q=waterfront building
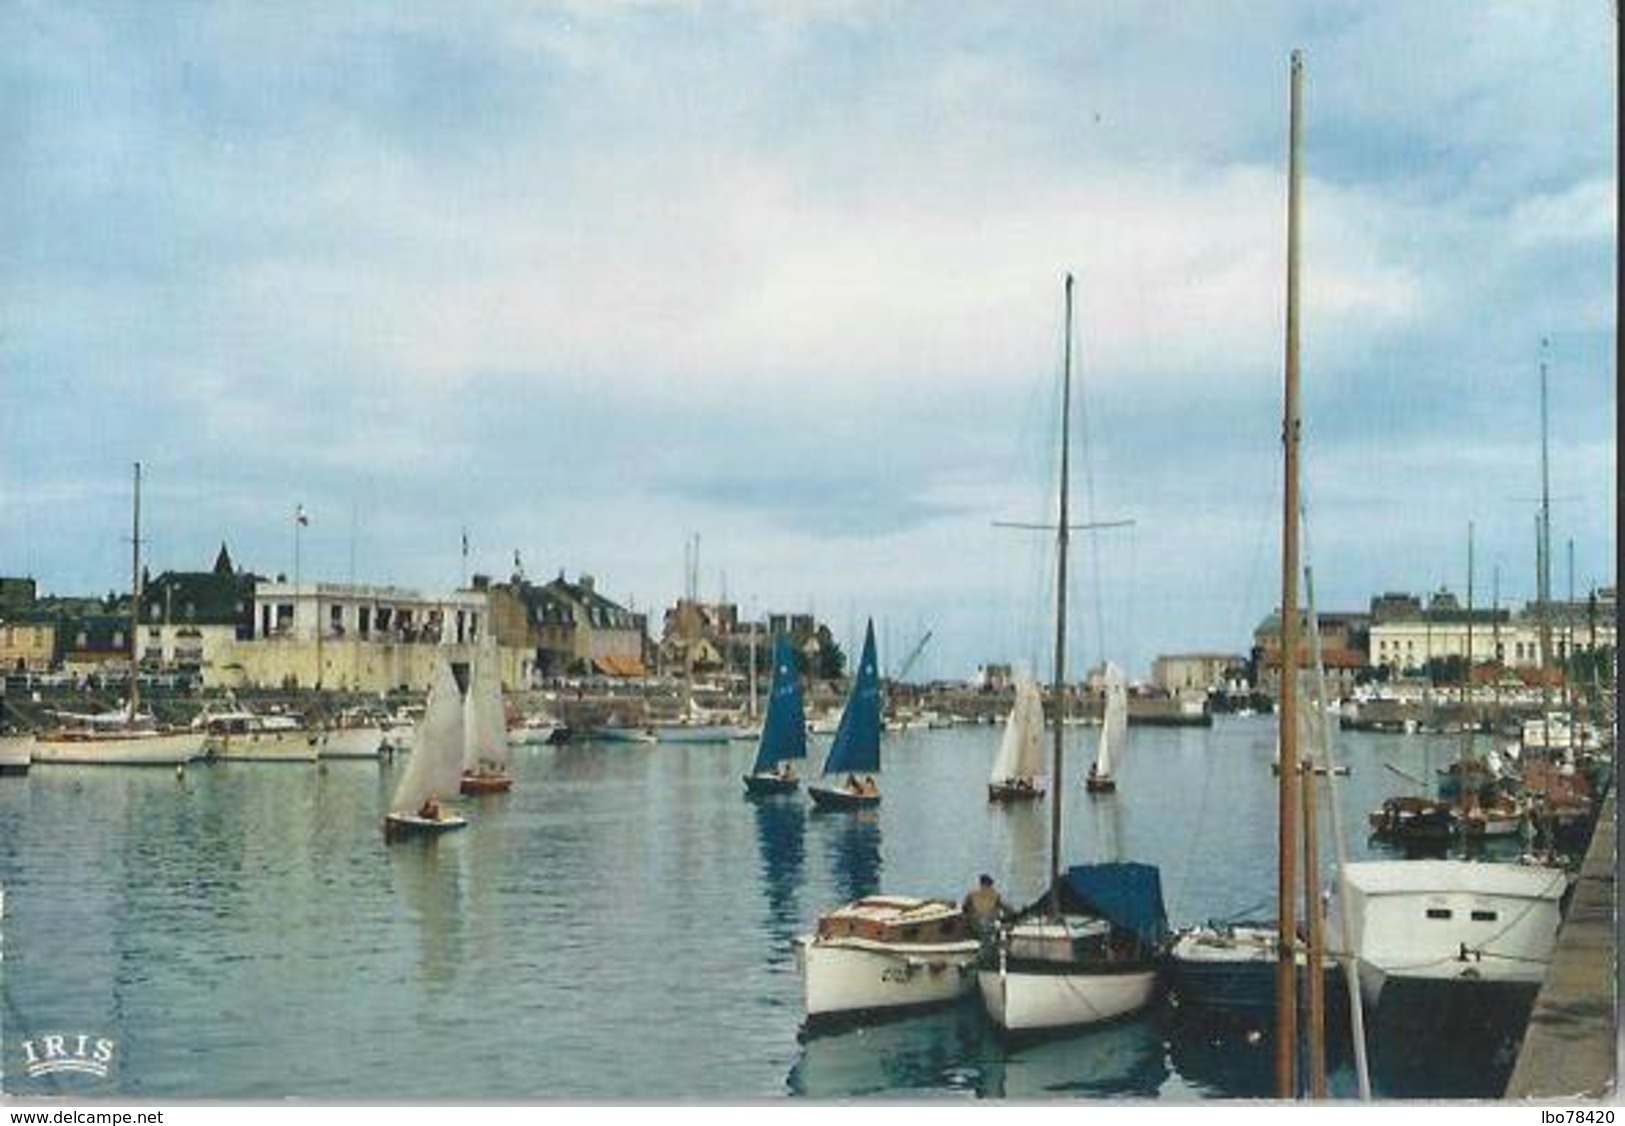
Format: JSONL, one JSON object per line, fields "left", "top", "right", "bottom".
{"left": 0, "top": 616, "right": 56, "bottom": 674}
{"left": 1366, "top": 586, "right": 1615, "bottom": 676}
{"left": 1250, "top": 609, "right": 1370, "bottom": 698}
{"left": 487, "top": 572, "right": 648, "bottom": 681}
{"left": 137, "top": 544, "right": 258, "bottom": 675}
{"left": 210, "top": 578, "right": 495, "bottom": 693}
{"left": 1151, "top": 653, "right": 1248, "bottom": 695}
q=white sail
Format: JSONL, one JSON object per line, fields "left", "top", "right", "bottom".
{"left": 1094, "top": 662, "right": 1127, "bottom": 781}
{"left": 990, "top": 675, "right": 1046, "bottom": 784}
{"left": 464, "top": 645, "right": 510, "bottom": 773}
{"left": 391, "top": 660, "right": 466, "bottom": 814}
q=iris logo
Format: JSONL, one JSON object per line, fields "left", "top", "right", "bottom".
{"left": 19, "top": 1033, "right": 117, "bottom": 1079}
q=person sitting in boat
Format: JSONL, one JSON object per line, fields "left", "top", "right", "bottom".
{"left": 962, "top": 874, "right": 1013, "bottom": 941}
{"left": 845, "top": 773, "right": 861, "bottom": 793}
{"left": 418, "top": 798, "right": 441, "bottom": 821}
{"left": 862, "top": 776, "right": 878, "bottom": 796}
{"left": 774, "top": 760, "right": 796, "bottom": 780}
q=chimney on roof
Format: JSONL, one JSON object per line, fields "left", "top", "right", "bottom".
{"left": 214, "top": 542, "right": 234, "bottom": 575}
{"left": 579, "top": 574, "right": 595, "bottom": 593}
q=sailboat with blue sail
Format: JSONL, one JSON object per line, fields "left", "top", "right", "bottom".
{"left": 806, "top": 620, "right": 882, "bottom": 811}
{"left": 743, "top": 633, "right": 809, "bottom": 795}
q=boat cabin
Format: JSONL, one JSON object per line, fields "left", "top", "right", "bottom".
{"left": 814, "top": 897, "right": 968, "bottom": 945}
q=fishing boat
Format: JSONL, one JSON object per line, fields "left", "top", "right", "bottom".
{"left": 742, "top": 633, "right": 808, "bottom": 795}
{"left": 793, "top": 895, "right": 982, "bottom": 1027}
{"left": 1325, "top": 859, "right": 1566, "bottom": 1009}
{"left": 461, "top": 645, "right": 513, "bottom": 794}
{"left": 1085, "top": 662, "right": 1127, "bottom": 793}
{"left": 201, "top": 710, "right": 324, "bottom": 762}
{"left": 383, "top": 660, "right": 469, "bottom": 841}
{"left": 33, "top": 465, "right": 206, "bottom": 768}
{"left": 806, "top": 621, "right": 882, "bottom": 811}
{"left": 1368, "top": 795, "right": 1455, "bottom": 843}
{"left": 988, "top": 673, "right": 1046, "bottom": 802}
{"left": 978, "top": 275, "right": 1164, "bottom": 1037}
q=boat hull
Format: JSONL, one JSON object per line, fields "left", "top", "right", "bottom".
{"left": 460, "top": 772, "right": 512, "bottom": 795}
{"left": 988, "top": 781, "right": 1044, "bottom": 803}
{"left": 33, "top": 730, "right": 206, "bottom": 766}
{"left": 0, "top": 735, "right": 34, "bottom": 775}
{"left": 743, "top": 772, "right": 799, "bottom": 795}
{"left": 652, "top": 724, "right": 734, "bottom": 745}
{"left": 1085, "top": 775, "right": 1117, "bottom": 793}
{"left": 978, "top": 961, "right": 1158, "bottom": 1034}
{"left": 595, "top": 727, "right": 658, "bottom": 745}
{"left": 383, "top": 813, "right": 469, "bottom": 841}
{"left": 807, "top": 784, "right": 879, "bottom": 811}
{"left": 795, "top": 936, "right": 979, "bottom": 1024}
{"left": 213, "top": 730, "right": 324, "bottom": 762}
{"left": 321, "top": 726, "right": 385, "bottom": 759}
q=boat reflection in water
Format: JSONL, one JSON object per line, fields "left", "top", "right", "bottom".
{"left": 750, "top": 796, "right": 805, "bottom": 965}
{"left": 787, "top": 1003, "right": 1168, "bottom": 1099}
{"left": 819, "top": 807, "right": 882, "bottom": 904}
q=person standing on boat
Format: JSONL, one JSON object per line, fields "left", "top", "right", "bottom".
{"left": 962, "top": 874, "right": 1012, "bottom": 941}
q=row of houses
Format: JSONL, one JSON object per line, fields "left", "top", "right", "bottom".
{"left": 0, "top": 548, "right": 842, "bottom": 695}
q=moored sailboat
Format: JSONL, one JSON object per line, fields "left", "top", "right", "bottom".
{"left": 383, "top": 659, "right": 469, "bottom": 840}
{"left": 988, "top": 673, "right": 1046, "bottom": 802}
{"left": 978, "top": 274, "right": 1165, "bottom": 1037}
{"left": 806, "top": 621, "right": 882, "bottom": 811}
{"left": 743, "top": 633, "right": 808, "bottom": 795}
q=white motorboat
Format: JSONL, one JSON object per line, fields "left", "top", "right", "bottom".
{"left": 0, "top": 733, "right": 36, "bottom": 775}
{"left": 1325, "top": 859, "right": 1567, "bottom": 1009}
{"left": 201, "top": 711, "right": 324, "bottom": 762}
{"left": 794, "top": 896, "right": 981, "bottom": 1025}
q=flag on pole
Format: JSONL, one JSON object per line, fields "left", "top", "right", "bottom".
{"left": 296, "top": 505, "right": 309, "bottom": 527}
{"left": 461, "top": 528, "right": 469, "bottom": 556}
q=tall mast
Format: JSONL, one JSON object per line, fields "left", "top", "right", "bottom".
{"left": 1050, "top": 272, "right": 1074, "bottom": 919}
{"left": 130, "top": 461, "right": 143, "bottom": 720}
{"left": 1538, "top": 346, "right": 1552, "bottom": 752}
{"left": 1275, "top": 48, "right": 1305, "bottom": 1099}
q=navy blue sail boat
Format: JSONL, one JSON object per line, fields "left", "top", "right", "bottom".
{"left": 743, "top": 633, "right": 809, "bottom": 795}
{"left": 807, "top": 620, "right": 882, "bottom": 811}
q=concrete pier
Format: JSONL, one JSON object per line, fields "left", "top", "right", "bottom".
{"left": 1506, "top": 786, "right": 1618, "bottom": 1100}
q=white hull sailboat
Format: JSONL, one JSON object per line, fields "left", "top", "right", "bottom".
{"left": 988, "top": 673, "right": 1046, "bottom": 802}
{"left": 978, "top": 277, "right": 1163, "bottom": 1038}
{"left": 794, "top": 896, "right": 981, "bottom": 1025}
{"left": 1326, "top": 859, "right": 1566, "bottom": 1010}
{"left": 201, "top": 712, "right": 324, "bottom": 762}
{"left": 383, "top": 659, "right": 469, "bottom": 841}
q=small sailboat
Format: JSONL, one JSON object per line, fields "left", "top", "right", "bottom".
{"left": 806, "top": 621, "right": 882, "bottom": 811}
{"left": 1085, "top": 662, "right": 1127, "bottom": 793}
{"left": 383, "top": 659, "right": 470, "bottom": 840}
{"left": 988, "top": 673, "right": 1046, "bottom": 802}
{"left": 461, "top": 645, "right": 513, "bottom": 794}
{"left": 743, "top": 634, "right": 808, "bottom": 795}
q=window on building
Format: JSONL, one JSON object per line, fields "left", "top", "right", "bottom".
{"left": 359, "top": 607, "right": 371, "bottom": 636}
{"left": 112, "top": 631, "right": 124, "bottom": 648}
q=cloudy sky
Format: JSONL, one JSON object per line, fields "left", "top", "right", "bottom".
{"left": 3, "top": 1, "right": 1615, "bottom": 680}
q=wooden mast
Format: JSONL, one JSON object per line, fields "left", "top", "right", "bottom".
{"left": 129, "top": 461, "right": 143, "bottom": 722}
{"left": 1275, "top": 49, "right": 1304, "bottom": 1100}
{"left": 1050, "top": 272, "right": 1074, "bottom": 919}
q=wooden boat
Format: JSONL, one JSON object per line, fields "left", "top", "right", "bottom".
{"left": 742, "top": 633, "right": 807, "bottom": 794}
{"left": 383, "top": 659, "right": 468, "bottom": 841}
{"left": 1085, "top": 663, "right": 1127, "bottom": 793}
{"left": 201, "top": 710, "right": 323, "bottom": 762}
{"left": 794, "top": 896, "right": 981, "bottom": 1025}
{"left": 987, "top": 674, "right": 1045, "bottom": 802}
{"left": 1368, "top": 795, "right": 1455, "bottom": 842}
{"left": 806, "top": 621, "right": 883, "bottom": 811}
{"left": 460, "top": 643, "right": 512, "bottom": 794}
{"left": 977, "top": 276, "right": 1162, "bottom": 1037}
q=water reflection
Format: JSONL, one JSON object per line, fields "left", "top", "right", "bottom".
{"left": 750, "top": 797, "right": 805, "bottom": 954}
{"left": 993, "top": 798, "right": 1049, "bottom": 904}
{"left": 819, "top": 809, "right": 882, "bottom": 902}
{"left": 387, "top": 838, "right": 465, "bottom": 993}
{"left": 787, "top": 1003, "right": 1169, "bottom": 1099}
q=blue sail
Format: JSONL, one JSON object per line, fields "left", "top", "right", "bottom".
{"left": 750, "top": 633, "right": 808, "bottom": 774}
{"left": 820, "top": 620, "right": 881, "bottom": 777}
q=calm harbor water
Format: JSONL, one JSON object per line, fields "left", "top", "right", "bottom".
{"left": 1, "top": 717, "right": 1531, "bottom": 1099}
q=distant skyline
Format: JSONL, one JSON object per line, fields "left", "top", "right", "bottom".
{"left": 3, "top": 2, "right": 1616, "bottom": 681}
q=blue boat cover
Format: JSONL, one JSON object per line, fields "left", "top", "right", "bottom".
{"left": 1060, "top": 862, "right": 1169, "bottom": 948}
{"left": 820, "top": 620, "right": 881, "bottom": 776}
{"left": 751, "top": 633, "right": 808, "bottom": 773}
